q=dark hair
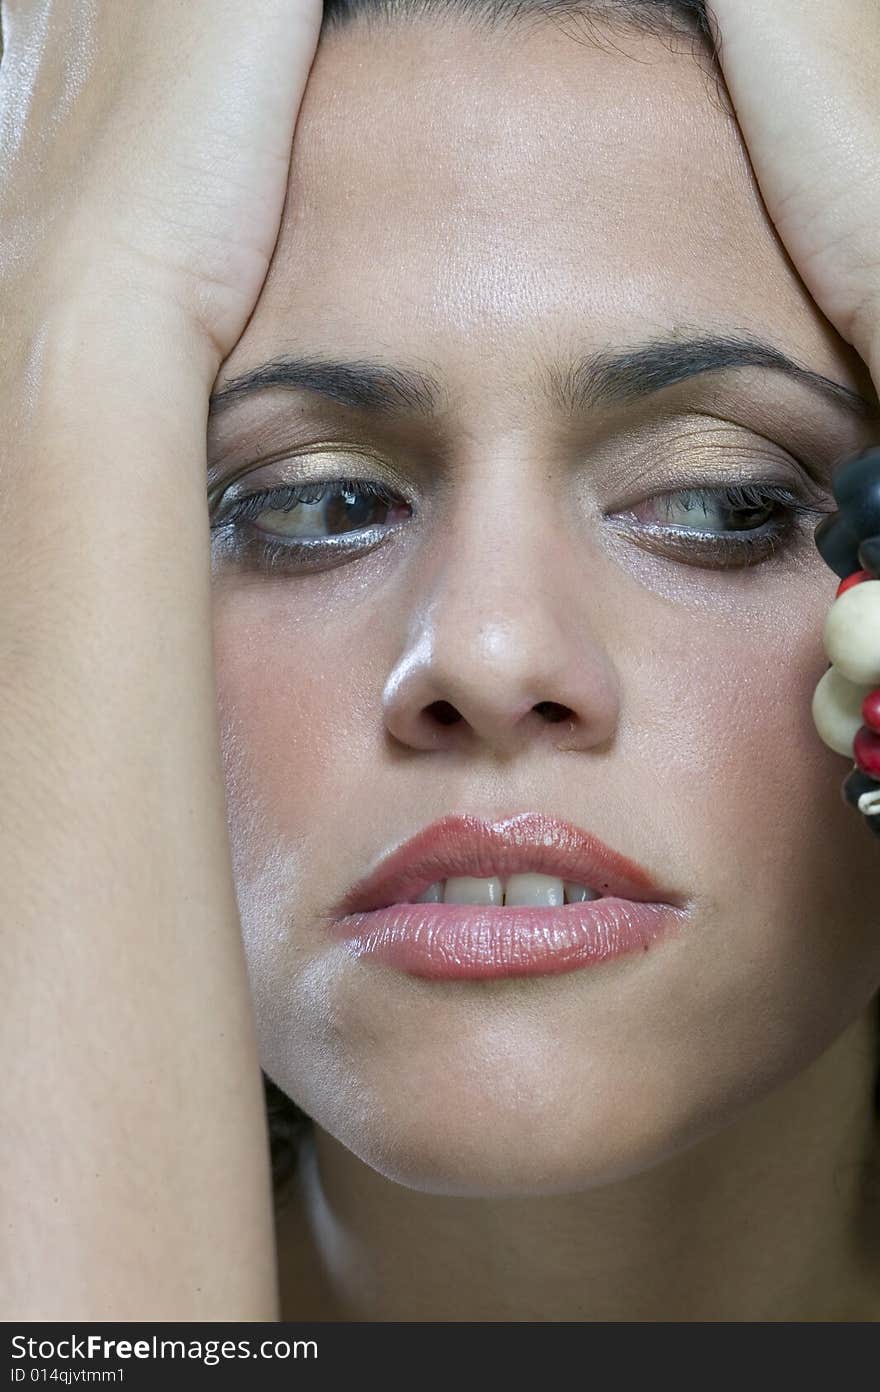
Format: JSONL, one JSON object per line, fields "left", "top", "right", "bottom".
{"left": 320, "top": 0, "right": 718, "bottom": 45}
{"left": 246, "top": 0, "right": 880, "bottom": 1200}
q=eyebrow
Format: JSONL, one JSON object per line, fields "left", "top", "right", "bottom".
{"left": 207, "top": 331, "right": 878, "bottom": 423}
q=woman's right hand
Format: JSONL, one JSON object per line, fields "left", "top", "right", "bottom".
{"left": 0, "top": 1, "right": 321, "bottom": 1322}
{"left": 0, "top": 0, "right": 323, "bottom": 370}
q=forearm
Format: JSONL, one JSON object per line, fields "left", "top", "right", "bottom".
{"left": 0, "top": 288, "right": 277, "bottom": 1321}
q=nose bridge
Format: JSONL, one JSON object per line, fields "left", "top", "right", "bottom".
{"left": 382, "top": 457, "right": 621, "bottom": 754}
{"left": 428, "top": 479, "right": 568, "bottom": 684}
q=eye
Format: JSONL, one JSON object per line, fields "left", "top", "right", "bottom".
{"left": 209, "top": 469, "right": 836, "bottom": 579}
{"left": 210, "top": 475, "right": 412, "bottom": 573}
{"left": 607, "top": 479, "right": 835, "bottom": 568}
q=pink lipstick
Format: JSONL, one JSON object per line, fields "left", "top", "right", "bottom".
{"left": 328, "top": 812, "right": 690, "bottom": 980}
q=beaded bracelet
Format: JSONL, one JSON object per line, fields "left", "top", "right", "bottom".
{"left": 813, "top": 446, "right": 880, "bottom": 836}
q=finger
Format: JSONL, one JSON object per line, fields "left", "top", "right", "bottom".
{"left": 708, "top": 0, "right": 880, "bottom": 379}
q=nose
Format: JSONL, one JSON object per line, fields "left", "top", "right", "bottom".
{"left": 382, "top": 485, "right": 621, "bottom": 759}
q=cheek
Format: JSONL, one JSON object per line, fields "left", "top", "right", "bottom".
{"left": 634, "top": 574, "right": 880, "bottom": 1044}
{"left": 210, "top": 584, "right": 391, "bottom": 1069}
{"left": 212, "top": 586, "right": 373, "bottom": 841}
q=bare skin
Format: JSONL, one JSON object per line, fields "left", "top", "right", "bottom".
{"left": 203, "top": 15, "right": 880, "bottom": 1320}
{"left": 3, "top": 1, "right": 879, "bottom": 1321}
{"left": 0, "top": 0, "right": 323, "bottom": 1320}
{"left": 276, "top": 1018, "right": 879, "bottom": 1320}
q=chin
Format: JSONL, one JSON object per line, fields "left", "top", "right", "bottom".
{"left": 299, "top": 1058, "right": 738, "bottom": 1198}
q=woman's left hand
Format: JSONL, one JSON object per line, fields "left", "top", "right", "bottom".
{"left": 721, "top": 2, "right": 880, "bottom": 802}
{"left": 707, "top": 0, "right": 880, "bottom": 386}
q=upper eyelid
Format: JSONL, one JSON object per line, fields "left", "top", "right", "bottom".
{"left": 206, "top": 424, "right": 834, "bottom": 517}
{"left": 206, "top": 443, "right": 400, "bottom": 511}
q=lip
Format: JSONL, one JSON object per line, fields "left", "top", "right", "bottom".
{"left": 328, "top": 812, "right": 691, "bottom": 981}
{"left": 334, "top": 812, "right": 683, "bottom": 914}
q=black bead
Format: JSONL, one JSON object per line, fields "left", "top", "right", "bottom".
{"left": 814, "top": 512, "right": 863, "bottom": 578}
{"left": 830, "top": 446, "right": 880, "bottom": 511}
{"left": 843, "top": 484, "right": 880, "bottom": 544}
{"left": 842, "top": 764, "right": 880, "bottom": 809}
{"left": 814, "top": 451, "right": 880, "bottom": 580}
{"left": 842, "top": 765, "right": 879, "bottom": 807}
{"left": 858, "top": 534, "right": 880, "bottom": 576}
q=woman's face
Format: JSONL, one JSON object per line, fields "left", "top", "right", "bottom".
{"left": 207, "top": 17, "right": 880, "bottom": 1195}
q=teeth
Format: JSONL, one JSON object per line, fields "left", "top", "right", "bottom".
{"left": 414, "top": 881, "right": 444, "bottom": 903}
{"left": 443, "top": 876, "right": 503, "bottom": 905}
{"left": 504, "top": 873, "right": 564, "bottom": 907}
{"left": 563, "top": 881, "right": 599, "bottom": 903}
{"left": 413, "top": 875, "right": 601, "bottom": 906}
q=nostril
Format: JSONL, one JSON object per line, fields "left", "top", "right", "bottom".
{"left": 533, "top": 701, "right": 572, "bottom": 723}
{"left": 424, "top": 700, "right": 572, "bottom": 729}
{"left": 427, "top": 700, "right": 462, "bottom": 726}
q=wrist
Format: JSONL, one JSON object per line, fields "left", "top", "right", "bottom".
{"left": 6, "top": 257, "right": 223, "bottom": 413}
{"left": 4, "top": 278, "right": 219, "bottom": 464}
{"left": 846, "top": 290, "right": 880, "bottom": 403}
{"left": 0, "top": 289, "right": 220, "bottom": 546}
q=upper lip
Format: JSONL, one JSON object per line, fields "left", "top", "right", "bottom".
{"left": 333, "top": 812, "right": 686, "bottom": 915}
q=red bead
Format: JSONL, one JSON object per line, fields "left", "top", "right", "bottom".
{"left": 853, "top": 724, "right": 880, "bottom": 776}
{"left": 862, "top": 689, "right": 880, "bottom": 733}
{"left": 836, "top": 569, "right": 874, "bottom": 598}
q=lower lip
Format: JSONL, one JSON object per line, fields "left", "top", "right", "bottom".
{"left": 330, "top": 898, "right": 686, "bottom": 980}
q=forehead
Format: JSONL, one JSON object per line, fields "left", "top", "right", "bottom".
{"left": 217, "top": 18, "right": 831, "bottom": 405}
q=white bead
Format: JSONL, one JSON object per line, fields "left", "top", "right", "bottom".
{"left": 812, "top": 664, "right": 874, "bottom": 756}
{"left": 822, "top": 580, "right": 880, "bottom": 684}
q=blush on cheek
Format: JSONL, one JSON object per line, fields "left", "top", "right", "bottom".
{"left": 213, "top": 590, "right": 362, "bottom": 824}
{"left": 624, "top": 582, "right": 879, "bottom": 956}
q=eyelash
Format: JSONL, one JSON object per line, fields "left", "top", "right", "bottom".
{"left": 616, "top": 480, "right": 833, "bottom": 568}
{"left": 209, "top": 475, "right": 832, "bottom": 574}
